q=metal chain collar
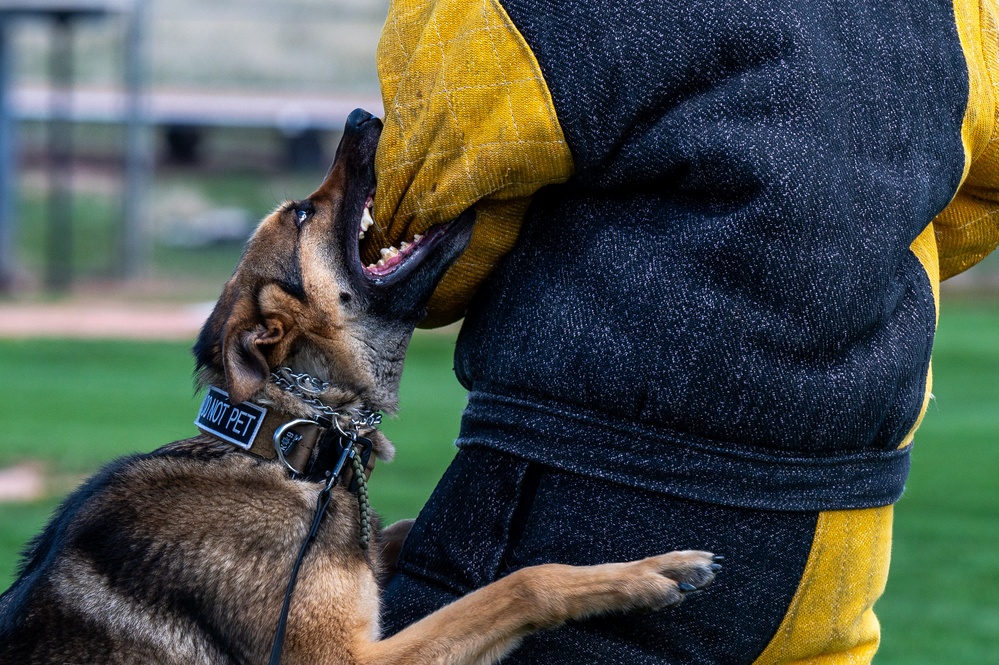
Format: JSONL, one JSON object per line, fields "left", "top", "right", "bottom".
{"left": 270, "top": 366, "right": 382, "bottom": 430}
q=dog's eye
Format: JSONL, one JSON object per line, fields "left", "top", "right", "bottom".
{"left": 293, "top": 202, "right": 314, "bottom": 228}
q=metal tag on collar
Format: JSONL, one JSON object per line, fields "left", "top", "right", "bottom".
{"left": 273, "top": 419, "right": 324, "bottom": 476}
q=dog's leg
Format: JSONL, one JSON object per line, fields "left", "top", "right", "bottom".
{"left": 357, "top": 550, "right": 717, "bottom": 665}
{"left": 376, "top": 519, "right": 414, "bottom": 585}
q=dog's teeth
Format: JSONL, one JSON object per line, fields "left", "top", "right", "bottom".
{"left": 379, "top": 247, "right": 393, "bottom": 258}
{"left": 361, "top": 208, "right": 375, "bottom": 231}
{"left": 358, "top": 231, "right": 366, "bottom": 240}
{"left": 367, "top": 263, "right": 376, "bottom": 270}
{"left": 376, "top": 259, "right": 386, "bottom": 267}
{"left": 413, "top": 234, "right": 423, "bottom": 242}
{"left": 399, "top": 241, "right": 410, "bottom": 251}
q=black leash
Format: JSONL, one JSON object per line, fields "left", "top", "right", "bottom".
{"left": 268, "top": 436, "right": 372, "bottom": 665}
{"left": 268, "top": 469, "right": 337, "bottom": 665}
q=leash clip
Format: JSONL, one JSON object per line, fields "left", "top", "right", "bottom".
{"left": 323, "top": 433, "right": 373, "bottom": 490}
{"left": 328, "top": 418, "right": 373, "bottom": 492}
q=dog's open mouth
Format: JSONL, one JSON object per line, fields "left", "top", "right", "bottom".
{"left": 355, "top": 189, "right": 459, "bottom": 283}
{"left": 331, "top": 108, "right": 472, "bottom": 309}
{"left": 358, "top": 192, "right": 428, "bottom": 278}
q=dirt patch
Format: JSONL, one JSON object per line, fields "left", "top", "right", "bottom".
{"left": 0, "top": 463, "right": 45, "bottom": 503}
{"left": 0, "top": 301, "right": 212, "bottom": 341}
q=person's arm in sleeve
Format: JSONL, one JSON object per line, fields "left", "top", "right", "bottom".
{"left": 369, "top": 0, "right": 574, "bottom": 327}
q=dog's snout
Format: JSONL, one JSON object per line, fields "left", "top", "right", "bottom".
{"left": 346, "top": 108, "right": 380, "bottom": 131}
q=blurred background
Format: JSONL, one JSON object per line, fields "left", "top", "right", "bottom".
{"left": 0, "top": 1, "right": 996, "bottom": 662}
{"left": 0, "top": 0, "right": 384, "bottom": 298}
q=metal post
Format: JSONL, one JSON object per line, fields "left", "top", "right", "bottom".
{"left": 0, "top": 19, "right": 17, "bottom": 291}
{"left": 121, "top": 0, "right": 150, "bottom": 279}
{"left": 45, "top": 12, "right": 75, "bottom": 292}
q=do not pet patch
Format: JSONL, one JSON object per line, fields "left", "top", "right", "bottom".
{"left": 195, "top": 386, "right": 267, "bottom": 449}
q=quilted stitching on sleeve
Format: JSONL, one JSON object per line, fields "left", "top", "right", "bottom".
{"left": 372, "top": 0, "right": 574, "bottom": 326}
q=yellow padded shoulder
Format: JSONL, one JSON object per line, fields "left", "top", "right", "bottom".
{"left": 934, "top": 0, "right": 999, "bottom": 280}
{"left": 752, "top": 507, "right": 893, "bottom": 664}
{"left": 373, "top": 0, "right": 574, "bottom": 326}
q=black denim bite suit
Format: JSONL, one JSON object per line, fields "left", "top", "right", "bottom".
{"left": 369, "top": 0, "right": 999, "bottom": 661}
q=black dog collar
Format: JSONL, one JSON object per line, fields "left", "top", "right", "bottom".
{"left": 194, "top": 386, "right": 374, "bottom": 484}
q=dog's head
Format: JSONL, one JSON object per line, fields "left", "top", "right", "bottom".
{"left": 194, "top": 109, "right": 473, "bottom": 418}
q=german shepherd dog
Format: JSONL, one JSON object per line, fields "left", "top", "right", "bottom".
{"left": 0, "top": 110, "right": 719, "bottom": 664}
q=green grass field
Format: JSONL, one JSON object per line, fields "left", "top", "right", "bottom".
{"left": 1, "top": 303, "right": 996, "bottom": 662}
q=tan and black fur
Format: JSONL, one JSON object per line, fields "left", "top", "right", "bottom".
{"left": 0, "top": 110, "right": 718, "bottom": 665}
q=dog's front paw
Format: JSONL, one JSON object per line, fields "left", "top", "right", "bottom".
{"left": 617, "top": 550, "right": 721, "bottom": 612}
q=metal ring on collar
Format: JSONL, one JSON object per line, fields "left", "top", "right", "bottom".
{"left": 273, "top": 419, "right": 324, "bottom": 476}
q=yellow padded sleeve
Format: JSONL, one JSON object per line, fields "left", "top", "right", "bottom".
{"left": 752, "top": 507, "right": 893, "bottom": 664}
{"left": 934, "top": 0, "right": 999, "bottom": 280}
{"left": 901, "top": 0, "right": 999, "bottom": 449}
{"left": 372, "top": 0, "right": 574, "bottom": 327}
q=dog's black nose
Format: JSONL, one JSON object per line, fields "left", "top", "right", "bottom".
{"left": 346, "top": 108, "right": 377, "bottom": 130}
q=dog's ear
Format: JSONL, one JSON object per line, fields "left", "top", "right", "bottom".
{"left": 195, "top": 283, "right": 287, "bottom": 405}
{"left": 223, "top": 323, "right": 271, "bottom": 405}
{"left": 221, "top": 292, "right": 288, "bottom": 405}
